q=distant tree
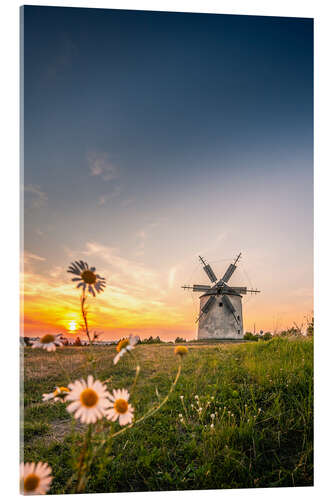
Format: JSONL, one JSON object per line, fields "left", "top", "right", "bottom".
{"left": 277, "top": 327, "right": 297, "bottom": 337}
{"left": 244, "top": 332, "right": 259, "bottom": 341}
{"left": 74, "top": 336, "right": 82, "bottom": 346}
{"left": 306, "top": 317, "right": 314, "bottom": 337}
{"left": 23, "top": 336, "right": 32, "bottom": 346}
{"left": 141, "top": 336, "right": 163, "bottom": 344}
{"left": 175, "top": 337, "right": 186, "bottom": 343}
{"left": 262, "top": 332, "right": 272, "bottom": 341}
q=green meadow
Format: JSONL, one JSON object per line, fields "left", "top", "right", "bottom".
{"left": 22, "top": 337, "right": 313, "bottom": 493}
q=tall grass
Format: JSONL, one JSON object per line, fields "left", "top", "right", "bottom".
{"left": 23, "top": 337, "right": 313, "bottom": 492}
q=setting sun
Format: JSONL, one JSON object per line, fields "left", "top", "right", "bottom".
{"left": 68, "top": 320, "right": 77, "bottom": 332}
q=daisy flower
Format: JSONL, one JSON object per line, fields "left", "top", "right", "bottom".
{"left": 67, "top": 260, "right": 106, "bottom": 296}
{"left": 32, "top": 334, "right": 63, "bottom": 352}
{"left": 20, "top": 462, "right": 52, "bottom": 495}
{"left": 174, "top": 345, "right": 188, "bottom": 356}
{"left": 42, "top": 386, "right": 69, "bottom": 402}
{"left": 113, "top": 335, "right": 139, "bottom": 365}
{"left": 105, "top": 388, "right": 134, "bottom": 426}
{"left": 65, "top": 375, "right": 110, "bottom": 424}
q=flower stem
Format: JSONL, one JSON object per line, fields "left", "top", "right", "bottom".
{"left": 81, "top": 290, "right": 92, "bottom": 344}
{"left": 129, "top": 350, "right": 141, "bottom": 396}
{"left": 110, "top": 359, "right": 182, "bottom": 440}
{"left": 75, "top": 424, "right": 92, "bottom": 493}
{"left": 84, "top": 359, "right": 183, "bottom": 482}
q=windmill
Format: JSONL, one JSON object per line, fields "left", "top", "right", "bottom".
{"left": 182, "top": 253, "right": 260, "bottom": 339}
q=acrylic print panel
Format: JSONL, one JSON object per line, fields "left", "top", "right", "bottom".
{"left": 21, "top": 5, "right": 313, "bottom": 495}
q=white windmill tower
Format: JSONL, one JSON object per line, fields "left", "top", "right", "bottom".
{"left": 182, "top": 253, "right": 260, "bottom": 340}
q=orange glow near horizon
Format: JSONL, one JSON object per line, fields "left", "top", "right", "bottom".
{"left": 21, "top": 246, "right": 313, "bottom": 341}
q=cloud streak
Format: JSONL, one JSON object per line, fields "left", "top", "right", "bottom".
{"left": 22, "top": 241, "right": 193, "bottom": 339}
{"left": 24, "top": 184, "right": 48, "bottom": 208}
{"left": 87, "top": 152, "right": 117, "bottom": 181}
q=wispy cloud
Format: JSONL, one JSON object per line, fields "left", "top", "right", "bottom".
{"left": 135, "top": 230, "right": 146, "bottom": 256}
{"left": 24, "top": 184, "right": 48, "bottom": 208}
{"left": 23, "top": 251, "right": 46, "bottom": 265}
{"left": 98, "top": 196, "right": 107, "bottom": 206}
{"left": 87, "top": 152, "right": 117, "bottom": 181}
{"left": 168, "top": 266, "right": 177, "bottom": 289}
{"left": 134, "top": 222, "right": 160, "bottom": 257}
{"left": 97, "top": 187, "right": 121, "bottom": 206}
{"left": 121, "top": 198, "right": 135, "bottom": 207}
{"left": 23, "top": 241, "right": 192, "bottom": 339}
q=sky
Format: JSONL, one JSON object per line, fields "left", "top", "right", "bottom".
{"left": 22, "top": 6, "right": 313, "bottom": 340}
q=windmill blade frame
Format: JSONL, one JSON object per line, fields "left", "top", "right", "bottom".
{"left": 221, "top": 263, "right": 237, "bottom": 283}
{"left": 192, "top": 284, "right": 212, "bottom": 292}
{"left": 198, "top": 255, "right": 218, "bottom": 283}
{"left": 196, "top": 295, "right": 216, "bottom": 323}
{"left": 203, "top": 263, "right": 217, "bottom": 283}
{"left": 222, "top": 295, "right": 240, "bottom": 325}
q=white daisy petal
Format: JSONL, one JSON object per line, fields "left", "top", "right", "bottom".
{"left": 113, "top": 352, "right": 121, "bottom": 365}
{"left": 105, "top": 388, "right": 134, "bottom": 425}
{"left": 65, "top": 376, "right": 109, "bottom": 424}
{"left": 21, "top": 461, "right": 53, "bottom": 495}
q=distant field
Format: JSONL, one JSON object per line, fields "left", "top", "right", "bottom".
{"left": 22, "top": 338, "right": 313, "bottom": 493}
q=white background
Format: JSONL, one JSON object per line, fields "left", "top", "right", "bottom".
{"left": 0, "top": 0, "right": 332, "bottom": 498}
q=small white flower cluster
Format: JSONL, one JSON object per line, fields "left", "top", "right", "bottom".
{"left": 43, "top": 375, "right": 135, "bottom": 426}
{"left": 177, "top": 393, "right": 222, "bottom": 431}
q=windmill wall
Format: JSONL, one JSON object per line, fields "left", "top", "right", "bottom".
{"left": 197, "top": 293, "right": 244, "bottom": 340}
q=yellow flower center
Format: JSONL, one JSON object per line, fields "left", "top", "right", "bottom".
{"left": 174, "top": 346, "right": 188, "bottom": 356}
{"left": 117, "top": 338, "right": 129, "bottom": 352}
{"left": 41, "top": 334, "right": 55, "bottom": 344}
{"left": 54, "top": 387, "right": 69, "bottom": 397}
{"left": 24, "top": 473, "right": 40, "bottom": 492}
{"left": 80, "top": 388, "right": 98, "bottom": 408}
{"left": 114, "top": 398, "right": 128, "bottom": 414}
{"left": 81, "top": 270, "right": 97, "bottom": 284}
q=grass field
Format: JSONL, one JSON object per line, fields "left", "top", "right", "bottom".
{"left": 22, "top": 337, "right": 313, "bottom": 493}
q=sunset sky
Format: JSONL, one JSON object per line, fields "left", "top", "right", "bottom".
{"left": 22, "top": 6, "right": 313, "bottom": 340}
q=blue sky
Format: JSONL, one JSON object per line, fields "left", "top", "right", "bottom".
{"left": 22, "top": 6, "right": 313, "bottom": 338}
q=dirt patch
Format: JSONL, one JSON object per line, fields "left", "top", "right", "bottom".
{"left": 30, "top": 418, "right": 86, "bottom": 447}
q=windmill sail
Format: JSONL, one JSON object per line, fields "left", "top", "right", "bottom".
{"left": 222, "top": 294, "right": 235, "bottom": 313}
{"left": 196, "top": 295, "right": 216, "bottom": 322}
{"left": 221, "top": 263, "right": 236, "bottom": 283}
{"left": 202, "top": 295, "right": 216, "bottom": 313}
{"left": 222, "top": 295, "right": 239, "bottom": 324}
{"left": 192, "top": 284, "right": 212, "bottom": 292}
{"left": 229, "top": 286, "right": 247, "bottom": 294}
{"left": 203, "top": 264, "right": 217, "bottom": 283}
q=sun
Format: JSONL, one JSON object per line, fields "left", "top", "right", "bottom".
{"left": 68, "top": 320, "right": 77, "bottom": 332}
